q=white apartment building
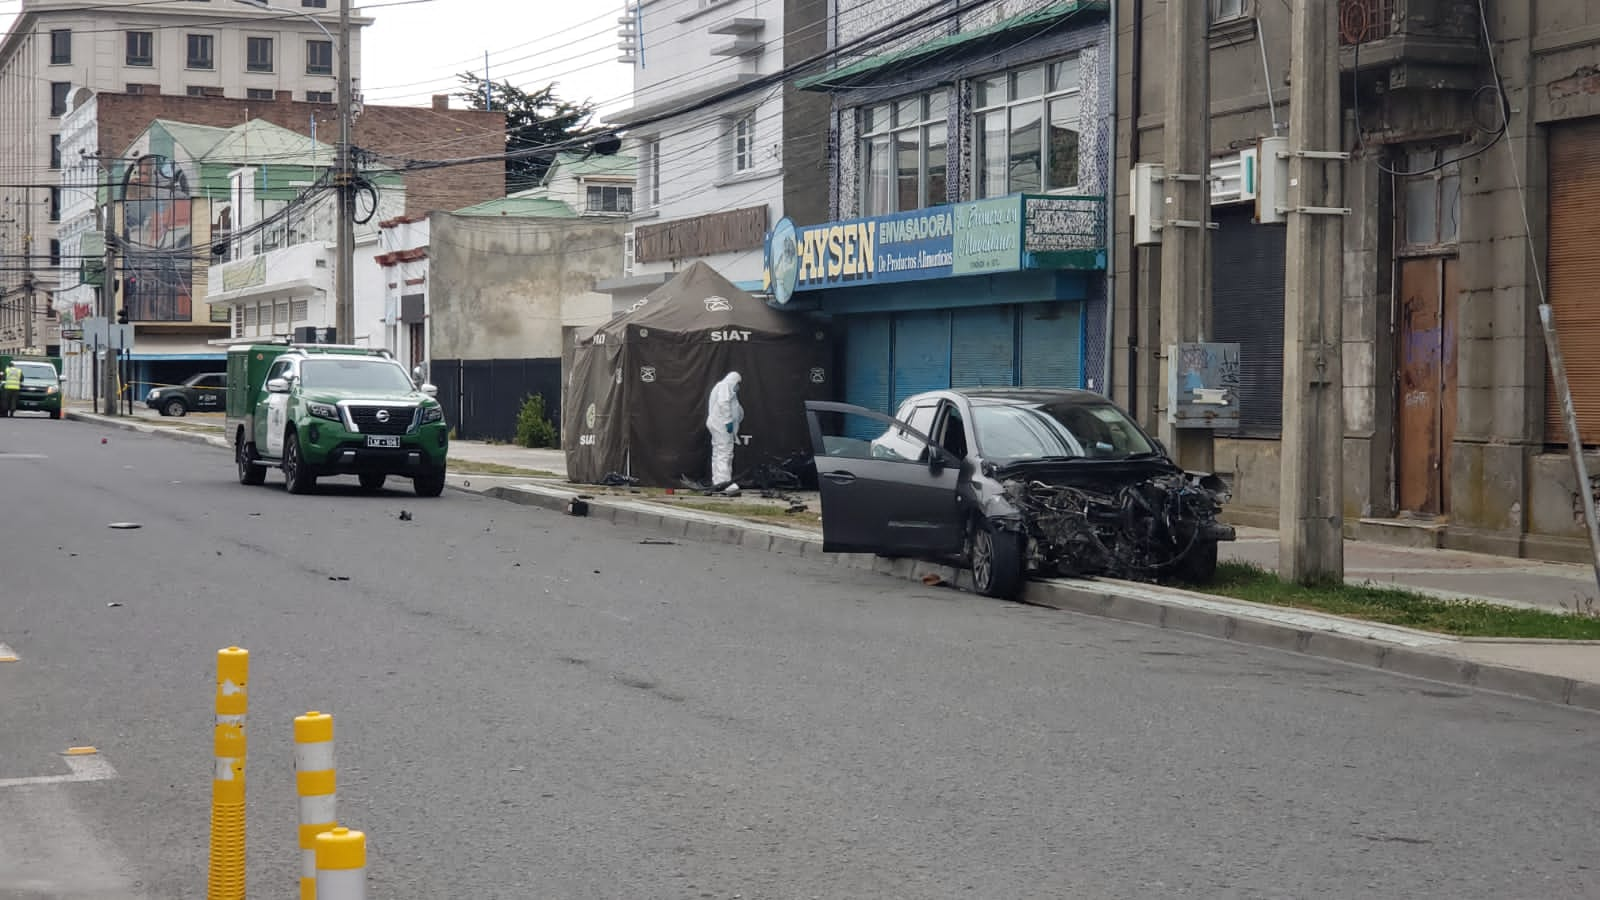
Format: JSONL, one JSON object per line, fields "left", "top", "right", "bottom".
{"left": 0, "top": 0, "right": 369, "bottom": 354}
{"left": 600, "top": 0, "right": 787, "bottom": 309}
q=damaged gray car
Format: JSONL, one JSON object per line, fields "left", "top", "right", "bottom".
{"left": 805, "top": 390, "right": 1236, "bottom": 600}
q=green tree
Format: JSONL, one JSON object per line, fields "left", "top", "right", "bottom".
{"left": 455, "top": 73, "right": 595, "bottom": 193}
{"left": 514, "top": 393, "right": 558, "bottom": 448}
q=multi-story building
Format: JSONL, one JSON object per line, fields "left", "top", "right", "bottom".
{"left": 1114, "top": 0, "right": 1600, "bottom": 562}
{"left": 600, "top": 0, "right": 819, "bottom": 309}
{"left": 764, "top": 0, "right": 1112, "bottom": 415}
{"left": 54, "top": 89, "right": 503, "bottom": 396}
{"left": 0, "top": 0, "right": 371, "bottom": 355}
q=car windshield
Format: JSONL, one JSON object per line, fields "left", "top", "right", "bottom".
{"left": 972, "top": 400, "right": 1156, "bottom": 461}
{"left": 299, "top": 358, "right": 413, "bottom": 393}
{"left": 17, "top": 364, "right": 57, "bottom": 386}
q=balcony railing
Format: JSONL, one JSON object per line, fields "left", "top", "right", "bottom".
{"left": 1339, "top": 0, "right": 1396, "bottom": 46}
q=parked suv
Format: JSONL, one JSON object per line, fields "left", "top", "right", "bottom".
{"left": 227, "top": 343, "right": 448, "bottom": 497}
{"left": 146, "top": 372, "right": 227, "bottom": 416}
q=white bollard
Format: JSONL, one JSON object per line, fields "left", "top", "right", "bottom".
{"left": 294, "top": 712, "right": 336, "bottom": 900}
{"left": 314, "top": 826, "right": 366, "bottom": 900}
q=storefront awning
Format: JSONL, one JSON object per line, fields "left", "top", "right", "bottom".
{"left": 797, "top": 0, "right": 1108, "bottom": 92}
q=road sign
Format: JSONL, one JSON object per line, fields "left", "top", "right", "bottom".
{"left": 80, "top": 318, "right": 133, "bottom": 350}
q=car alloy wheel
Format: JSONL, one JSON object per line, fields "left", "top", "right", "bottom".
{"left": 972, "top": 528, "right": 995, "bottom": 593}
{"left": 283, "top": 432, "right": 315, "bottom": 494}
{"left": 237, "top": 434, "right": 265, "bottom": 485}
{"left": 163, "top": 398, "right": 187, "bottom": 417}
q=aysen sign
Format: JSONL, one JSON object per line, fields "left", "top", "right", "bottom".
{"left": 794, "top": 208, "right": 955, "bottom": 289}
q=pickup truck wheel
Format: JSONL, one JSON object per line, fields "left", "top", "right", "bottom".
{"left": 163, "top": 397, "right": 188, "bottom": 417}
{"left": 413, "top": 468, "right": 446, "bottom": 498}
{"left": 970, "top": 518, "right": 1025, "bottom": 600}
{"left": 283, "top": 431, "right": 316, "bottom": 494}
{"left": 359, "top": 473, "right": 386, "bottom": 492}
{"left": 236, "top": 433, "right": 266, "bottom": 485}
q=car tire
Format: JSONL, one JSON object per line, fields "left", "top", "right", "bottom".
{"left": 359, "top": 473, "right": 387, "bottom": 492}
{"left": 413, "top": 468, "right": 446, "bottom": 498}
{"left": 1175, "top": 539, "right": 1219, "bottom": 584}
{"left": 237, "top": 432, "right": 266, "bottom": 486}
{"left": 970, "top": 517, "right": 1025, "bottom": 600}
{"left": 163, "top": 397, "right": 188, "bottom": 417}
{"left": 283, "top": 430, "right": 316, "bottom": 494}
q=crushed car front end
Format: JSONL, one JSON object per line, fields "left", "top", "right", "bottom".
{"left": 984, "top": 461, "right": 1235, "bottom": 582}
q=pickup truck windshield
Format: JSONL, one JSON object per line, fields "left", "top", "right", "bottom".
{"left": 299, "top": 358, "right": 413, "bottom": 393}
{"left": 17, "top": 363, "right": 58, "bottom": 386}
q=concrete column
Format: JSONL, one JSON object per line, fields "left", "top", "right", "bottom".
{"left": 1341, "top": 118, "right": 1392, "bottom": 522}
{"left": 1278, "top": 0, "right": 1344, "bottom": 582}
{"left": 1156, "top": 0, "right": 1213, "bottom": 470}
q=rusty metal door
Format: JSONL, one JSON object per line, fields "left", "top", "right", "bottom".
{"left": 1397, "top": 257, "right": 1459, "bottom": 515}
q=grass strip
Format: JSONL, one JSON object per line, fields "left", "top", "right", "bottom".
{"left": 1206, "top": 562, "right": 1600, "bottom": 639}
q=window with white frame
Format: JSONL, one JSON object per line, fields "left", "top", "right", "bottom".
{"left": 586, "top": 185, "right": 633, "bottom": 214}
{"left": 233, "top": 305, "right": 243, "bottom": 337}
{"left": 292, "top": 299, "right": 309, "bottom": 321}
{"left": 729, "top": 111, "right": 756, "bottom": 173}
{"left": 640, "top": 137, "right": 660, "bottom": 209}
{"left": 974, "top": 56, "right": 1082, "bottom": 199}
{"left": 860, "top": 91, "right": 948, "bottom": 216}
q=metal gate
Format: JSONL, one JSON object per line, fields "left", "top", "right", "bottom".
{"left": 1396, "top": 257, "right": 1459, "bottom": 515}
{"left": 432, "top": 357, "right": 563, "bottom": 443}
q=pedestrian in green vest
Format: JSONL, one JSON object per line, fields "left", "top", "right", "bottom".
{"left": 1, "top": 363, "right": 20, "bottom": 417}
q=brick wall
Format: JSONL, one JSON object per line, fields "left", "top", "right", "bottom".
{"left": 94, "top": 93, "right": 505, "bottom": 215}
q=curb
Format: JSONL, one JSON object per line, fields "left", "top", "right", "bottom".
{"left": 65, "top": 415, "right": 1598, "bottom": 714}
{"left": 64, "top": 410, "right": 230, "bottom": 450}
{"left": 482, "top": 484, "right": 1600, "bottom": 714}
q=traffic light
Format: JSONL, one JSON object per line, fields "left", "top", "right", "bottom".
{"left": 117, "top": 308, "right": 129, "bottom": 325}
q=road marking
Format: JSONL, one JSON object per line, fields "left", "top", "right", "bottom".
{"left": 0, "top": 643, "right": 17, "bottom": 662}
{"left": 0, "top": 452, "right": 47, "bottom": 460}
{"left": 0, "top": 750, "right": 118, "bottom": 789}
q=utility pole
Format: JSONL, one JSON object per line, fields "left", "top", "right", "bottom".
{"left": 335, "top": 0, "right": 354, "bottom": 344}
{"left": 101, "top": 164, "right": 119, "bottom": 416}
{"left": 1278, "top": 0, "right": 1346, "bottom": 583}
{"left": 22, "top": 192, "right": 33, "bottom": 351}
{"left": 1157, "top": 0, "right": 1213, "bottom": 471}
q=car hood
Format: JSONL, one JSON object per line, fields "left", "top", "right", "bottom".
{"left": 303, "top": 388, "right": 434, "bottom": 405}
{"left": 988, "top": 456, "right": 1183, "bottom": 488}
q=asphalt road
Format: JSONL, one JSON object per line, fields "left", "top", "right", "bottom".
{"left": 2, "top": 415, "right": 1599, "bottom": 899}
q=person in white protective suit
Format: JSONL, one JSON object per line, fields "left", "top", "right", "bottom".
{"left": 705, "top": 371, "right": 744, "bottom": 491}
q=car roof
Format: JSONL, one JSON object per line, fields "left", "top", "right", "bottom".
{"left": 905, "top": 387, "right": 1110, "bottom": 406}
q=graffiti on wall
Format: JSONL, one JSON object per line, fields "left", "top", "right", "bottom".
{"left": 122, "top": 156, "right": 194, "bottom": 322}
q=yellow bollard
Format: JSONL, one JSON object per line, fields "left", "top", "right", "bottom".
{"left": 314, "top": 826, "right": 367, "bottom": 900}
{"left": 294, "top": 711, "right": 337, "bottom": 900}
{"left": 207, "top": 647, "right": 248, "bottom": 900}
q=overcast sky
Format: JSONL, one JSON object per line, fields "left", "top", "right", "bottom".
{"left": 0, "top": 0, "right": 637, "bottom": 116}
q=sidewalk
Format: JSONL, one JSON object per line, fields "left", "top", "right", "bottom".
{"left": 61, "top": 402, "right": 1600, "bottom": 709}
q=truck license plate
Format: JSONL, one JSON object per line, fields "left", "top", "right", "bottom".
{"left": 366, "top": 435, "right": 400, "bottom": 448}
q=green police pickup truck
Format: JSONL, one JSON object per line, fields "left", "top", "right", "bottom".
{"left": 227, "top": 342, "right": 449, "bottom": 497}
{"left": 0, "top": 355, "right": 64, "bottom": 419}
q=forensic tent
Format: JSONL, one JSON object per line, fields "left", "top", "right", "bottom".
{"left": 563, "top": 261, "right": 832, "bottom": 487}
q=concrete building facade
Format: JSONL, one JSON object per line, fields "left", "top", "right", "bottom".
{"left": 603, "top": 0, "right": 814, "bottom": 308}
{"left": 1113, "top": 0, "right": 1600, "bottom": 562}
{"left": 0, "top": 0, "right": 371, "bottom": 355}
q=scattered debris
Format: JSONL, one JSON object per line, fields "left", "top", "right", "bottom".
{"left": 327, "top": 575, "right": 351, "bottom": 582}
{"left": 593, "top": 569, "right": 601, "bottom": 574}
{"left": 248, "top": 512, "right": 261, "bottom": 517}
{"left": 107, "top": 522, "right": 142, "bottom": 530}
{"left": 513, "top": 562, "right": 522, "bottom": 567}
{"left": 600, "top": 472, "right": 638, "bottom": 487}
{"left": 100, "top": 438, "right": 107, "bottom": 445}
{"left": 397, "top": 510, "right": 413, "bottom": 522}
{"left": 639, "top": 538, "right": 676, "bottom": 546}
{"left": 785, "top": 503, "right": 809, "bottom": 515}
{"left": 462, "top": 479, "right": 471, "bottom": 488}
{"left": 106, "top": 602, "right": 122, "bottom": 608}
{"left": 921, "top": 573, "right": 946, "bottom": 587}
{"left": 567, "top": 498, "right": 589, "bottom": 517}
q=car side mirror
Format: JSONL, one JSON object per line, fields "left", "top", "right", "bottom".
{"left": 265, "top": 377, "right": 289, "bottom": 394}
{"left": 421, "top": 383, "right": 438, "bottom": 397}
{"left": 928, "top": 447, "right": 949, "bottom": 472}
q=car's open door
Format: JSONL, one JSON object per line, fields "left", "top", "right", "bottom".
{"left": 804, "top": 401, "right": 965, "bottom": 556}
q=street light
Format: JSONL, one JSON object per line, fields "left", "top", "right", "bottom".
{"left": 231, "top": 0, "right": 353, "bottom": 346}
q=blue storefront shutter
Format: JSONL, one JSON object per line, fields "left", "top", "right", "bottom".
{"left": 843, "top": 313, "right": 893, "bottom": 439}
{"left": 891, "top": 309, "right": 952, "bottom": 410}
{"left": 949, "top": 306, "right": 1016, "bottom": 389}
{"left": 1019, "top": 301, "right": 1083, "bottom": 389}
